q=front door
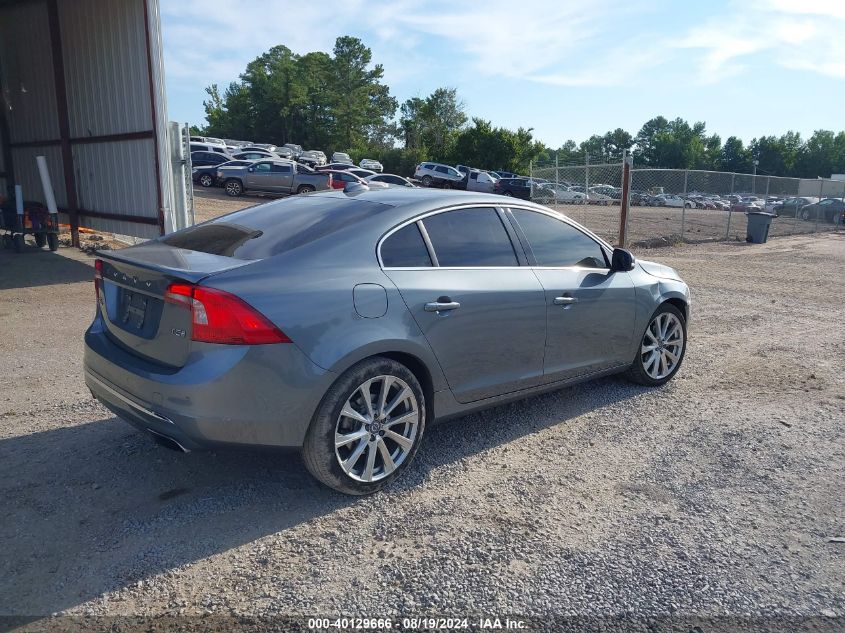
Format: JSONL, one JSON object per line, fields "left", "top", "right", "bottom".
{"left": 509, "top": 208, "right": 636, "bottom": 380}
{"left": 382, "top": 207, "right": 547, "bottom": 403}
{"left": 245, "top": 161, "right": 275, "bottom": 191}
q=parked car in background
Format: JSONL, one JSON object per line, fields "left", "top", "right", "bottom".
{"left": 299, "top": 150, "right": 327, "bottom": 167}
{"left": 252, "top": 143, "right": 277, "bottom": 152}
{"left": 797, "top": 198, "right": 845, "bottom": 223}
{"left": 323, "top": 170, "right": 368, "bottom": 190}
{"left": 317, "top": 163, "right": 355, "bottom": 171}
{"left": 494, "top": 177, "right": 531, "bottom": 199}
{"left": 217, "top": 159, "right": 332, "bottom": 197}
{"left": 332, "top": 152, "right": 353, "bottom": 165}
{"left": 348, "top": 168, "right": 377, "bottom": 179}
{"left": 234, "top": 149, "right": 279, "bottom": 160}
{"left": 655, "top": 194, "right": 690, "bottom": 209}
{"left": 533, "top": 183, "right": 588, "bottom": 204}
{"left": 190, "top": 151, "right": 231, "bottom": 167}
{"left": 85, "top": 188, "right": 689, "bottom": 494}
{"left": 491, "top": 171, "right": 519, "bottom": 180}
{"left": 190, "top": 142, "right": 230, "bottom": 155}
{"left": 631, "top": 192, "right": 650, "bottom": 206}
{"left": 366, "top": 174, "right": 416, "bottom": 187}
{"left": 192, "top": 160, "right": 253, "bottom": 188}
{"left": 465, "top": 170, "right": 497, "bottom": 193}
{"left": 414, "top": 163, "right": 465, "bottom": 188}
{"left": 359, "top": 158, "right": 383, "bottom": 172}
{"left": 773, "top": 197, "right": 819, "bottom": 217}
{"left": 283, "top": 143, "right": 303, "bottom": 159}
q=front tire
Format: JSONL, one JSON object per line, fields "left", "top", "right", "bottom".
{"left": 421, "top": 175, "right": 432, "bottom": 187}
{"left": 625, "top": 303, "right": 687, "bottom": 386}
{"left": 199, "top": 174, "right": 214, "bottom": 187}
{"left": 303, "top": 357, "right": 426, "bottom": 495}
{"left": 224, "top": 179, "right": 243, "bottom": 197}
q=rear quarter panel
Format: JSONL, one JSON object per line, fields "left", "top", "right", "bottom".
{"left": 205, "top": 238, "right": 449, "bottom": 393}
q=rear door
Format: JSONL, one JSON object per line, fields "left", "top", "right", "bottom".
{"left": 270, "top": 163, "right": 294, "bottom": 192}
{"left": 508, "top": 208, "right": 636, "bottom": 380}
{"left": 382, "top": 206, "right": 547, "bottom": 403}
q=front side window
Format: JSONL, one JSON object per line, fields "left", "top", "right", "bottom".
{"left": 434, "top": 165, "right": 448, "bottom": 174}
{"left": 422, "top": 208, "right": 518, "bottom": 267}
{"left": 253, "top": 162, "right": 272, "bottom": 172}
{"left": 511, "top": 209, "right": 607, "bottom": 269}
{"left": 381, "top": 223, "right": 432, "bottom": 268}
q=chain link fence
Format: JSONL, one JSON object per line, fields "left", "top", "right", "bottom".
{"left": 530, "top": 159, "right": 844, "bottom": 248}
{"left": 530, "top": 158, "right": 625, "bottom": 244}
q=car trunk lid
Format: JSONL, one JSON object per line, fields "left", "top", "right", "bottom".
{"left": 96, "top": 243, "right": 254, "bottom": 368}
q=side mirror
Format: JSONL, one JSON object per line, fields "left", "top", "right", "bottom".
{"left": 611, "top": 248, "right": 635, "bottom": 272}
{"left": 247, "top": 167, "right": 254, "bottom": 173}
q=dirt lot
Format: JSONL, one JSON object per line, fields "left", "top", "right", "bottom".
{"left": 0, "top": 226, "right": 843, "bottom": 630}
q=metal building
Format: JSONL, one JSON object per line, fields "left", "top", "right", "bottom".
{"left": 0, "top": 0, "right": 178, "bottom": 245}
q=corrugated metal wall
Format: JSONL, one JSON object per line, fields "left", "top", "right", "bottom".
{"left": 60, "top": 0, "right": 153, "bottom": 137}
{"left": 0, "top": 0, "right": 164, "bottom": 239}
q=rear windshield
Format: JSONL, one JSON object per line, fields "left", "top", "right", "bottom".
{"left": 162, "top": 196, "right": 391, "bottom": 260}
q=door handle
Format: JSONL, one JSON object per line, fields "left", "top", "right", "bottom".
{"left": 553, "top": 296, "right": 578, "bottom": 305}
{"left": 424, "top": 301, "right": 461, "bottom": 312}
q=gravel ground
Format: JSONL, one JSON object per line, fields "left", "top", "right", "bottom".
{"left": 0, "top": 231, "right": 843, "bottom": 632}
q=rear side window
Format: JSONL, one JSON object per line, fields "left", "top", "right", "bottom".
{"left": 381, "top": 224, "right": 432, "bottom": 268}
{"left": 422, "top": 208, "right": 518, "bottom": 267}
{"left": 271, "top": 164, "right": 292, "bottom": 173}
{"left": 511, "top": 209, "right": 607, "bottom": 269}
{"left": 162, "top": 197, "right": 392, "bottom": 260}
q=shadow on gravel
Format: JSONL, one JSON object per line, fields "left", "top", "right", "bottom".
{"left": 0, "top": 376, "right": 643, "bottom": 617}
{"left": 0, "top": 247, "right": 94, "bottom": 290}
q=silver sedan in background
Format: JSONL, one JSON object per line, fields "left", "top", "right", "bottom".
{"left": 84, "top": 188, "right": 690, "bottom": 494}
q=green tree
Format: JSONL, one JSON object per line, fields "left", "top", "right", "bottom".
{"left": 719, "top": 136, "right": 752, "bottom": 172}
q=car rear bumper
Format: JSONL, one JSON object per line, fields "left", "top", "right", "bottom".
{"left": 84, "top": 316, "right": 336, "bottom": 450}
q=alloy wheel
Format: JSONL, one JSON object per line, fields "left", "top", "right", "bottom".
{"left": 334, "top": 375, "right": 420, "bottom": 483}
{"left": 640, "top": 312, "right": 684, "bottom": 380}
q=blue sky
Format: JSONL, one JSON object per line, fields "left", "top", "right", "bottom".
{"left": 161, "top": 0, "right": 845, "bottom": 147}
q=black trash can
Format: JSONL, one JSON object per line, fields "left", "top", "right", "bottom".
{"left": 746, "top": 211, "right": 776, "bottom": 244}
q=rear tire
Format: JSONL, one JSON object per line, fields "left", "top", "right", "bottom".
{"left": 297, "top": 184, "right": 315, "bottom": 194}
{"left": 224, "top": 179, "right": 243, "bottom": 197}
{"left": 800, "top": 208, "right": 811, "bottom": 221}
{"left": 303, "top": 357, "right": 426, "bottom": 495}
{"left": 625, "top": 303, "right": 687, "bottom": 387}
{"left": 34, "top": 233, "right": 46, "bottom": 248}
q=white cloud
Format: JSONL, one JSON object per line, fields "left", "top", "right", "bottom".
{"left": 160, "top": 0, "right": 845, "bottom": 114}
{"left": 677, "top": 0, "right": 845, "bottom": 83}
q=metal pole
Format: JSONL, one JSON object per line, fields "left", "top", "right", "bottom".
{"left": 618, "top": 154, "right": 632, "bottom": 248}
{"left": 585, "top": 154, "right": 590, "bottom": 194}
{"left": 555, "top": 154, "right": 559, "bottom": 204}
{"left": 726, "top": 172, "right": 735, "bottom": 240}
{"left": 681, "top": 169, "right": 688, "bottom": 241}
{"left": 531, "top": 160, "right": 536, "bottom": 200}
{"left": 815, "top": 179, "right": 823, "bottom": 233}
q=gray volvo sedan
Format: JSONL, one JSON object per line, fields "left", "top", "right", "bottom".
{"left": 84, "top": 186, "right": 690, "bottom": 494}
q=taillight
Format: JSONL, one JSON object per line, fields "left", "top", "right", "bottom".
{"left": 164, "top": 283, "right": 291, "bottom": 345}
{"left": 94, "top": 259, "right": 103, "bottom": 305}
